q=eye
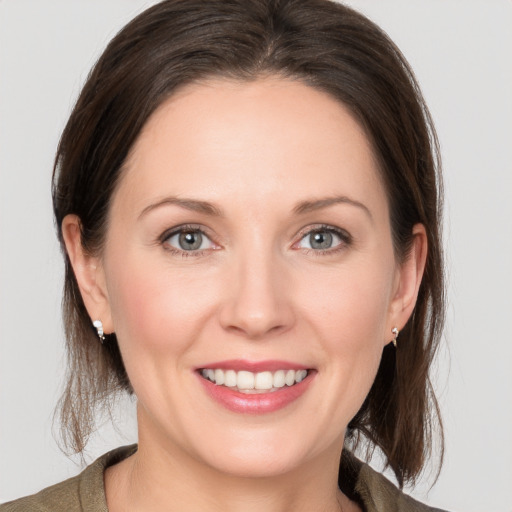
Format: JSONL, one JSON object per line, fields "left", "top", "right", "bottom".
{"left": 163, "top": 227, "right": 215, "bottom": 252}
{"left": 296, "top": 226, "right": 350, "bottom": 252}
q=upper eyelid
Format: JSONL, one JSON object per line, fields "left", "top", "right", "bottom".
{"left": 295, "top": 224, "right": 351, "bottom": 240}
{"left": 160, "top": 224, "right": 212, "bottom": 241}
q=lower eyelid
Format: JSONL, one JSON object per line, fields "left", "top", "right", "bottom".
{"left": 163, "top": 246, "right": 211, "bottom": 258}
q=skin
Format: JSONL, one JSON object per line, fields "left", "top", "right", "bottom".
{"left": 63, "top": 77, "right": 427, "bottom": 512}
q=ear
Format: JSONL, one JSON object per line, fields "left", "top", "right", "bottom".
{"left": 61, "top": 214, "right": 113, "bottom": 334}
{"left": 387, "top": 223, "right": 428, "bottom": 341}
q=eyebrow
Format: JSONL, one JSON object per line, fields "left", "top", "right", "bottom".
{"left": 139, "top": 197, "right": 223, "bottom": 219}
{"left": 139, "top": 194, "right": 372, "bottom": 221}
{"left": 293, "top": 196, "right": 373, "bottom": 221}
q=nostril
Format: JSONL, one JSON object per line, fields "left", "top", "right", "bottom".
{"left": 223, "top": 319, "right": 289, "bottom": 340}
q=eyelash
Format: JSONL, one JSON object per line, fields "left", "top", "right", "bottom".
{"left": 159, "top": 224, "right": 216, "bottom": 258}
{"left": 293, "top": 224, "right": 352, "bottom": 256}
{"left": 158, "top": 224, "right": 352, "bottom": 257}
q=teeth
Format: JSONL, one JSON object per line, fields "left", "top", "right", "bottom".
{"left": 201, "top": 368, "right": 309, "bottom": 391}
{"left": 224, "top": 369, "right": 237, "bottom": 387}
{"left": 237, "top": 371, "right": 255, "bottom": 390}
{"left": 295, "top": 369, "right": 307, "bottom": 383}
{"left": 254, "top": 371, "right": 272, "bottom": 390}
{"left": 273, "top": 370, "right": 285, "bottom": 388}
{"left": 285, "top": 369, "right": 295, "bottom": 386}
{"left": 214, "top": 369, "right": 224, "bottom": 385}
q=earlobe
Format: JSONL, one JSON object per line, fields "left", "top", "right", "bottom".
{"left": 389, "top": 224, "right": 428, "bottom": 338}
{"left": 61, "top": 214, "right": 113, "bottom": 333}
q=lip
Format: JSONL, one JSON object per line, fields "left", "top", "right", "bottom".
{"left": 197, "top": 359, "right": 310, "bottom": 373}
{"left": 195, "top": 360, "right": 316, "bottom": 414}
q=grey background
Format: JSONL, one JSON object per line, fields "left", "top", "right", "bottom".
{"left": 1, "top": 1, "right": 511, "bottom": 510}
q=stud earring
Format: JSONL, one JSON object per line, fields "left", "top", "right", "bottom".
{"left": 93, "top": 319, "right": 105, "bottom": 344}
{"left": 391, "top": 327, "right": 399, "bottom": 348}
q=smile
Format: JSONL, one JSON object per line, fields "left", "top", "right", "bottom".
{"left": 196, "top": 362, "right": 315, "bottom": 414}
{"left": 200, "top": 368, "right": 309, "bottom": 394}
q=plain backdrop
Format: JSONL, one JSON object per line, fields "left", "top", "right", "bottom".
{"left": 0, "top": 1, "right": 511, "bottom": 510}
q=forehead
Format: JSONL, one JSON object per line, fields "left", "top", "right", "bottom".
{"left": 116, "top": 77, "right": 386, "bottom": 217}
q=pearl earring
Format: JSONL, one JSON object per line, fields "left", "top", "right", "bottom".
{"left": 93, "top": 319, "right": 105, "bottom": 344}
{"left": 391, "top": 327, "right": 399, "bottom": 348}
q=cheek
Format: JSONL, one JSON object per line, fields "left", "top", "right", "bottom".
{"left": 298, "top": 257, "right": 394, "bottom": 412}
{"left": 105, "top": 255, "right": 219, "bottom": 357}
{"left": 302, "top": 258, "right": 394, "bottom": 345}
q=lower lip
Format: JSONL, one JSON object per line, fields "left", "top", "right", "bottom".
{"left": 197, "top": 372, "right": 315, "bottom": 414}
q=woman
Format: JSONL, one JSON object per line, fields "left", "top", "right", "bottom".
{"left": 1, "top": 0, "right": 447, "bottom": 510}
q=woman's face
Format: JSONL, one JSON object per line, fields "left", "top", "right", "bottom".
{"left": 81, "top": 78, "right": 419, "bottom": 478}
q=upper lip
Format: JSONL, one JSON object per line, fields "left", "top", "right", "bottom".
{"left": 197, "top": 359, "right": 311, "bottom": 373}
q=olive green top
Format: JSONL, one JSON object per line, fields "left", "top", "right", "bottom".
{"left": 1, "top": 445, "right": 447, "bottom": 512}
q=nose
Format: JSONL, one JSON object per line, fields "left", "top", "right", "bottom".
{"left": 219, "top": 251, "right": 295, "bottom": 340}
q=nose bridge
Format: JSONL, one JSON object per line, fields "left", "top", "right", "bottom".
{"left": 220, "top": 238, "right": 293, "bottom": 338}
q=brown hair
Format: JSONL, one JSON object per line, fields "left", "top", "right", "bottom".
{"left": 53, "top": 0, "right": 444, "bottom": 487}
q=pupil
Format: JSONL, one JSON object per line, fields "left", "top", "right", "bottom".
{"left": 179, "top": 231, "right": 202, "bottom": 250}
{"left": 310, "top": 231, "right": 332, "bottom": 250}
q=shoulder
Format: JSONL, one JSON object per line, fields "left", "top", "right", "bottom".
{"left": 0, "top": 473, "right": 83, "bottom": 512}
{"left": 0, "top": 445, "right": 137, "bottom": 512}
{"left": 340, "top": 451, "right": 449, "bottom": 512}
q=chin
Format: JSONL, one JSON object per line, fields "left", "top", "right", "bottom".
{"left": 185, "top": 424, "right": 339, "bottom": 480}
{"left": 204, "top": 447, "right": 308, "bottom": 479}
